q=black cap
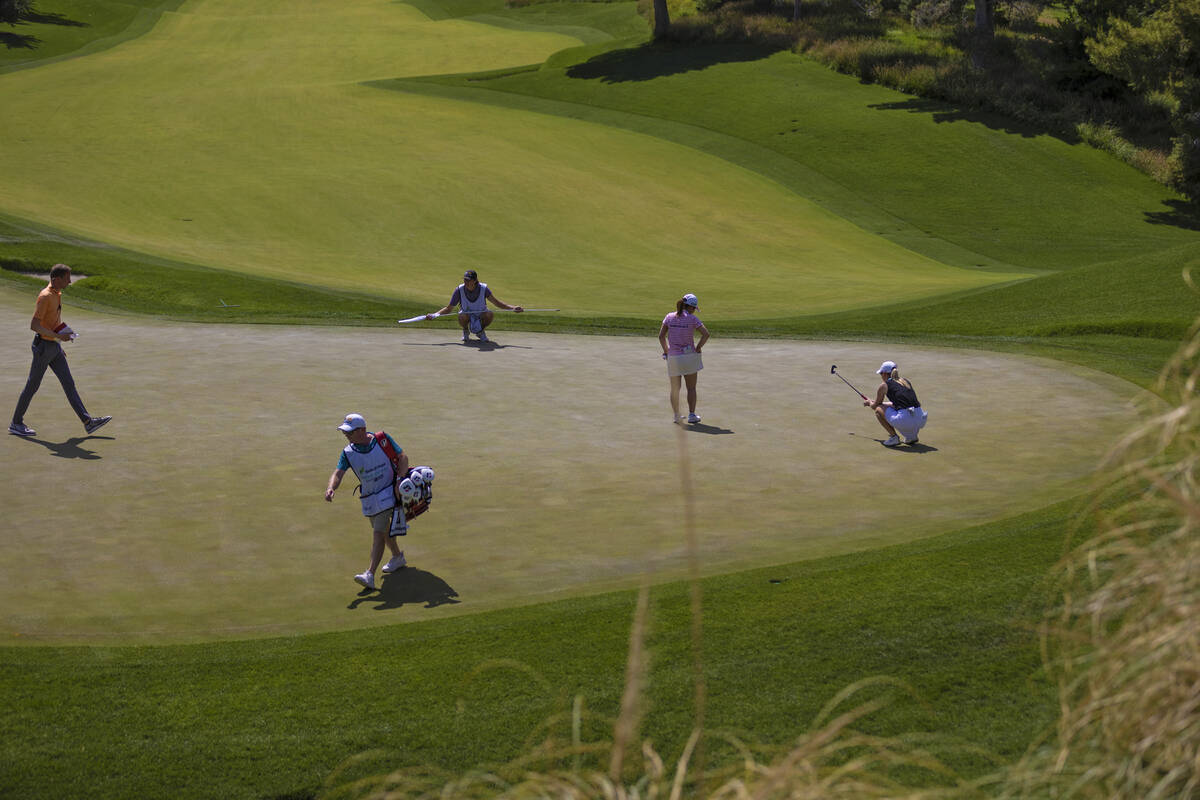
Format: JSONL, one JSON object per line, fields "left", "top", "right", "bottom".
{"left": 463, "top": 270, "right": 478, "bottom": 281}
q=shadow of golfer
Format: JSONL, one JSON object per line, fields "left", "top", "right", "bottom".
{"left": 856, "top": 433, "right": 938, "bottom": 453}
{"left": 684, "top": 422, "right": 735, "bottom": 435}
{"left": 16, "top": 435, "right": 111, "bottom": 459}
{"left": 401, "top": 341, "right": 533, "bottom": 350}
{"left": 347, "top": 567, "right": 460, "bottom": 611}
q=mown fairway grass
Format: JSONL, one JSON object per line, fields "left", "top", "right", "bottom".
{"left": 0, "top": 0, "right": 1197, "bottom": 798}
{"left": 0, "top": 0, "right": 1029, "bottom": 319}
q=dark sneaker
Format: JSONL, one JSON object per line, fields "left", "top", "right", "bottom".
{"left": 84, "top": 416, "right": 112, "bottom": 434}
{"left": 478, "top": 331, "right": 490, "bottom": 343}
{"left": 8, "top": 422, "right": 35, "bottom": 437}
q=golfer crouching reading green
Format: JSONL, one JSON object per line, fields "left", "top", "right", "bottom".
{"left": 324, "top": 413, "right": 409, "bottom": 590}
{"left": 864, "top": 360, "right": 928, "bottom": 447}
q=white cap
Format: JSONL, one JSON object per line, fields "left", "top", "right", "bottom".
{"left": 337, "top": 413, "right": 366, "bottom": 432}
{"left": 876, "top": 361, "right": 897, "bottom": 375}
{"left": 682, "top": 293, "right": 699, "bottom": 308}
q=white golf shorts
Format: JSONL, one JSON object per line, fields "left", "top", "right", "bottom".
{"left": 884, "top": 406, "right": 928, "bottom": 440}
{"left": 667, "top": 352, "right": 703, "bottom": 377}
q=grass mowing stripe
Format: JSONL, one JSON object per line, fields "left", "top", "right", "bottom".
{"left": 380, "top": 75, "right": 1029, "bottom": 274}
{"left": 434, "top": 43, "right": 1200, "bottom": 271}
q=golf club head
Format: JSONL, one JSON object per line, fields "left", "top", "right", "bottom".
{"left": 830, "top": 364, "right": 837, "bottom": 374}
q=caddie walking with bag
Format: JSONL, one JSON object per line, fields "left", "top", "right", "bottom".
{"left": 324, "top": 413, "right": 412, "bottom": 590}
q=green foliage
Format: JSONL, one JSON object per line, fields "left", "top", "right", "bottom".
{"left": 1085, "top": 0, "right": 1200, "bottom": 196}
{"left": 0, "top": 0, "right": 31, "bottom": 25}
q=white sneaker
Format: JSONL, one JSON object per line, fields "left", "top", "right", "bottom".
{"left": 354, "top": 571, "right": 375, "bottom": 589}
{"left": 687, "top": 413, "right": 701, "bottom": 424}
{"left": 905, "top": 437, "right": 920, "bottom": 445}
{"left": 382, "top": 553, "right": 406, "bottom": 573}
{"left": 883, "top": 434, "right": 901, "bottom": 447}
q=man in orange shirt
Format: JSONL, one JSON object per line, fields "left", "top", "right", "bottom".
{"left": 9, "top": 264, "right": 111, "bottom": 437}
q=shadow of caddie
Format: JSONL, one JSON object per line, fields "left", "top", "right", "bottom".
{"left": 346, "top": 568, "right": 460, "bottom": 611}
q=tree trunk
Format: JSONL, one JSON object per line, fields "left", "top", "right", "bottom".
{"left": 971, "top": 0, "right": 993, "bottom": 68}
{"left": 974, "top": 0, "right": 993, "bottom": 37}
{"left": 793, "top": 0, "right": 801, "bottom": 21}
{"left": 652, "top": 0, "right": 670, "bottom": 39}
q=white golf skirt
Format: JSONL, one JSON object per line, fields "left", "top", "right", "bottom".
{"left": 884, "top": 406, "right": 927, "bottom": 440}
{"left": 667, "top": 352, "right": 703, "bottom": 377}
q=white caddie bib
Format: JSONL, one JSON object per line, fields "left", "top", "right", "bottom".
{"left": 343, "top": 438, "right": 396, "bottom": 517}
{"left": 457, "top": 282, "right": 488, "bottom": 314}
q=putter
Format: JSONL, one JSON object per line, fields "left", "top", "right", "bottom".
{"left": 830, "top": 364, "right": 868, "bottom": 401}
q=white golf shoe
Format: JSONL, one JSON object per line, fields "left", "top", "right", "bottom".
{"left": 882, "top": 434, "right": 901, "bottom": 447}
{"left": 354, "top": 571, "right": 375, "bottom": 590}
{"left": 382, "top": 553, "right": 406, "bottom": 573}
{"left": 687, "top": 413, "right": 701, "bottom": 424}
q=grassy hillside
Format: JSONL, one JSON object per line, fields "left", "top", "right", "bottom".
{"left": 0, "top": 2, "right": 1193, "bottom": 797}
{"left": 0, "top": 0, "right": 1030, "bottom": 319}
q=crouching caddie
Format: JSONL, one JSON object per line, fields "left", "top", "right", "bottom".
{"left": 325, "top": 413, "right": 409, "bottom": 591}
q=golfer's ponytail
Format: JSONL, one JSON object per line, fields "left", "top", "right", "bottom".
{"left": 676, "top": 298, "right": 690, "bottom": 315}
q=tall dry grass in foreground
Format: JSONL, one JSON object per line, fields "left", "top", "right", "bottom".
{"left": 996, "top": 298, "right": 1200, "bottom": 800}
{"left": 327, "top": 305, "right": 1200, "bottom": 800}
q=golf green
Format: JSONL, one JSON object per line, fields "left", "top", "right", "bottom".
{"left": 0, "top": 287, "right": 1141, "bottom": 644}
{"left": 0, "top": 0, "right": 1030, "bottom": 318}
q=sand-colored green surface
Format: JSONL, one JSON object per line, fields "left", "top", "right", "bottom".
{"left": 0, "top": 0, "right": 1030, "bottom": 318}
{"left": 0, "top": 287, "right": 1140, "bottom": 644}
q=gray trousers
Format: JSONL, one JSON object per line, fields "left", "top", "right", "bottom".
{"left": 12, "top": 337, "right": 89, "bottom": 425}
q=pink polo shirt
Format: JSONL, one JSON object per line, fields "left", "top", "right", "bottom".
{"left": 662, "top": 311, "right": 705, "bottom": 355}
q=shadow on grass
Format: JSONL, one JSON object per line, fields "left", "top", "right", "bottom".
{"left": 0, "top": 31, "right": 39, "bottom": 49}
{"left": 1145, "top": 199, "right": 1200, "bottom": 232}
{"left": 567, "top": 41, "right": 781, "bottom": 83}
{"left": 15, "top": 434, "right": 111, "bottom": 459}
{"left": 400, "top": 339, "right": 534, "bottom": 350}
{"left": 684, "top": 421, "right": 735, "bottom": 435}
{"left": 868, "top": 97, "right": 1076, "bottom": 142}
{"left": 24, "top": 11, "right": 89, "bottom": 27}
{"left": 347, "top": 567, "right": 460, "bottom": 611}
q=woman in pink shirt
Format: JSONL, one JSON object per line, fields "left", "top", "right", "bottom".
{"left": 658, "top": 293, "right": 710, "bottom": 424}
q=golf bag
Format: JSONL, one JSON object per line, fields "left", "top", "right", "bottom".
{"left": 375, "top": 431, "right": 433, "bottom": 521}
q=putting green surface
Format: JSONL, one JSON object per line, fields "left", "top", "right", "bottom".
{"left": 0, "top": 0, "right": 1030, "bottom": 318}
{"left": 0, "top": 287, "right": 1140, "bottom": 644}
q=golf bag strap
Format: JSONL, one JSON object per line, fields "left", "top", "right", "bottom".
{"left": 374, "top": 431, "right": 402, "bottom": 475}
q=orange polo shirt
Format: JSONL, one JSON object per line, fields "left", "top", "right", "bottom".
{"left": 34, "top": 285, "right": 62, "bottom": 341}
